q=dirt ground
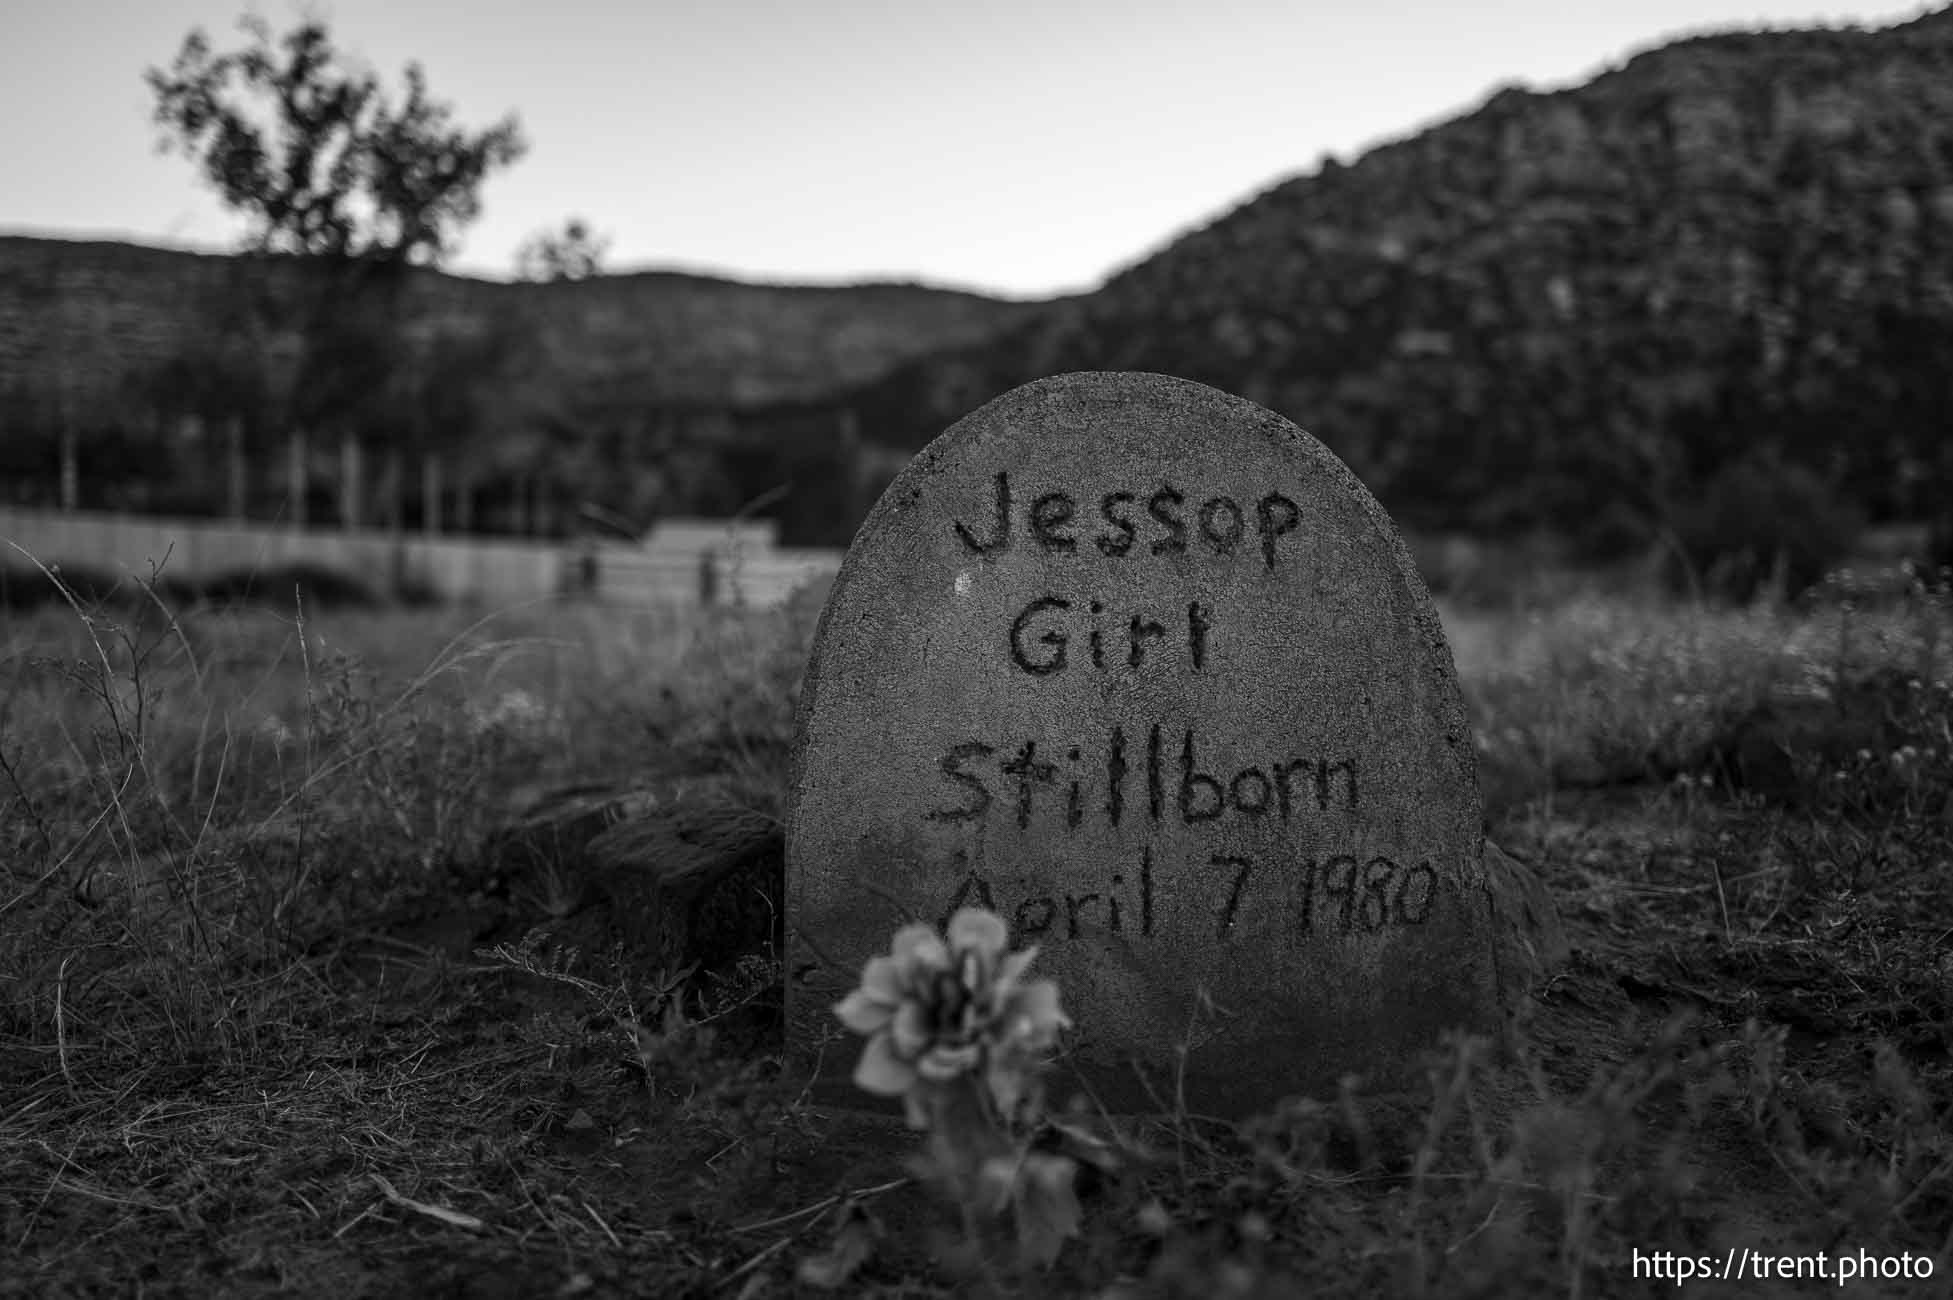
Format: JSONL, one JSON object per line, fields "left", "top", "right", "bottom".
{"left": 6, "top": 784, "right": 1941, "bottom": 1298}
{"left": 3, "top": 591, "right": 1949, "bottom": 1297}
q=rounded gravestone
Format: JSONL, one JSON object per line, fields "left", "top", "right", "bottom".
{"left": 787, "top": 372, "right": 1554, "bottom": 1118}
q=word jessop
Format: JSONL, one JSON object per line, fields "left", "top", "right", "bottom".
{"left": 954, "top": 472, "right": 1302, "bottom": 569}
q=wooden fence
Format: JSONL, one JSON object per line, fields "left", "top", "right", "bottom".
{"left": 0, "top": 506, "right": 842, "bottom": 611}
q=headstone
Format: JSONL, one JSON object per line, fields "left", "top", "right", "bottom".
{"left": 786, "top": 372, "right": 1561, "bottom": 1118}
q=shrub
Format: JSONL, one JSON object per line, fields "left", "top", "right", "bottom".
{"left": 1667, "top": 452, "right": 1862, "bottom": 603}
{"left": 192, "top": 563, "right": 386, "bottom": 610}
{"left": 1923, "top": 512, "right": 1953, "bottom": 578}
{"left": 0, "top": 560, "right": 132, "bottom": 611}
{"left": 1569, "top": 498, "right": 1656, "bottom": 567}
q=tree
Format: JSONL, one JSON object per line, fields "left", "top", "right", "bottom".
{"left": 514, "top": 217, "right": 611, "bottom": 282}
{"left": 147, "top": 17, "right": 525, "bottom": 266}
{"left": 146, "top": 15, "right": 526, "bottom": 531}
{"left": 47, "top": 295, "right": 121, "bottom": 512}
{"left": 136, "top": 311, "right": 267, "bottom": 518}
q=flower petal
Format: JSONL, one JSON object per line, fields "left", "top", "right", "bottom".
{"left": 994, "top": 945, "right": 1039, "bottom": 994}
{"left": 984, "top": 1057, "right": 1027, "bottom": 1118}
{"left": 948, "top": 907, "right": 1008, "bottom": 964}
{"left": 858, "top": 954, "right": 907, "bottom": 1003}
{"left": 976, "top": 1155, "right": 1022, "bottom": 1213}
{"left": 890, "top": 999, "right": 931, "bottom": 1057}
{"left": 891, "top": 923, "right": 950, "bottom": 974}
{"left": 917, "top": 1041, "right": 981, "bottom": 1081}
{"left": 853, "top": 1032, "right": 917, "bottom": 1096}
{"left": 1004, "top": 979, "right": 1070, "bottom": 1046}
{"left": 833, "top": 988, "right": 895, "bottom": 1035}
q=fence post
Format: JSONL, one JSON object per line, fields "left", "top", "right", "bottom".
{"left": 699, "top": 550, "right": 720, "bottom": 607}
{"left": 59, "top": 425, "right": 78, "bottom": 512}
{"left": 226, "top": 417, "right": 247, "bottom": 519}
{"left": 340, "top": 432, "right": 362, "bottom": 529}
{"left": 288, "top": 427, "right": 309, "bottom": 530}
{"left": 424, "top": 452, "right": 442, "bottom": 536}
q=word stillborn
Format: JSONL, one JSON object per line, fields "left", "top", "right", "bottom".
{"left": 928, "top": 724, "right": 1358, "bottom": 831}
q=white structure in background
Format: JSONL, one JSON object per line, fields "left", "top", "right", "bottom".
{"left": 590, "top": 516, "right": 840, "bottom": 611}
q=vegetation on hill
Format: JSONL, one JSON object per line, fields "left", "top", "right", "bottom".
{"left": 6, "top": 9, "right": 1948, "bottom": 564}
{"left": 837, "top": 8, "right": 1953, "bottom": 565}
{"left": 0, "top": 236, "right": 1054, "bottom": 532}
{"left": 0, "top": 242, "right": 1052, "bottom": 426}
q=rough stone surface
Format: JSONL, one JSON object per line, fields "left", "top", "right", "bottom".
{"left": 787, "top": 372, "right": 1560, "bottom": 1117}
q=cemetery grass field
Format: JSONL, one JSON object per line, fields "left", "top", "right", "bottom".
{"left": 1, "top": 564, "right": 1949, "bottom": 1298}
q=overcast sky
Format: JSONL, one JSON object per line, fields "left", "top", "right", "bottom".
{"left": 2, "top": 1, "right": 1936, "bottom": 298}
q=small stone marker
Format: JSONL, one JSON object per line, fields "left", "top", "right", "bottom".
{"left": 786, "top": 372, "right": 1559, "bottom": 1117}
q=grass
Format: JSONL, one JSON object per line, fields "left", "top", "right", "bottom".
{"left": 2, "top": 559, "right": 1950, "bottom": 1298}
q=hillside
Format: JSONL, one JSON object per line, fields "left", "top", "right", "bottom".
{"left": 7, "top": 8, "right": 1950, "bottom": 555}
{"left": 836, "top": 7, "right": 1953, "bottom": 545}
{"left": 0, "top": 235, "right": 1052, "bottom": 413}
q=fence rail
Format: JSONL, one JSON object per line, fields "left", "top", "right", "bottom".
{"left": 0, "top": 506, "right": 841, "bottom": 611}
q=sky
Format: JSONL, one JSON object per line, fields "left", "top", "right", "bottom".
{"left": 2, "top": 0, "right": 1939, "bottom": 299}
